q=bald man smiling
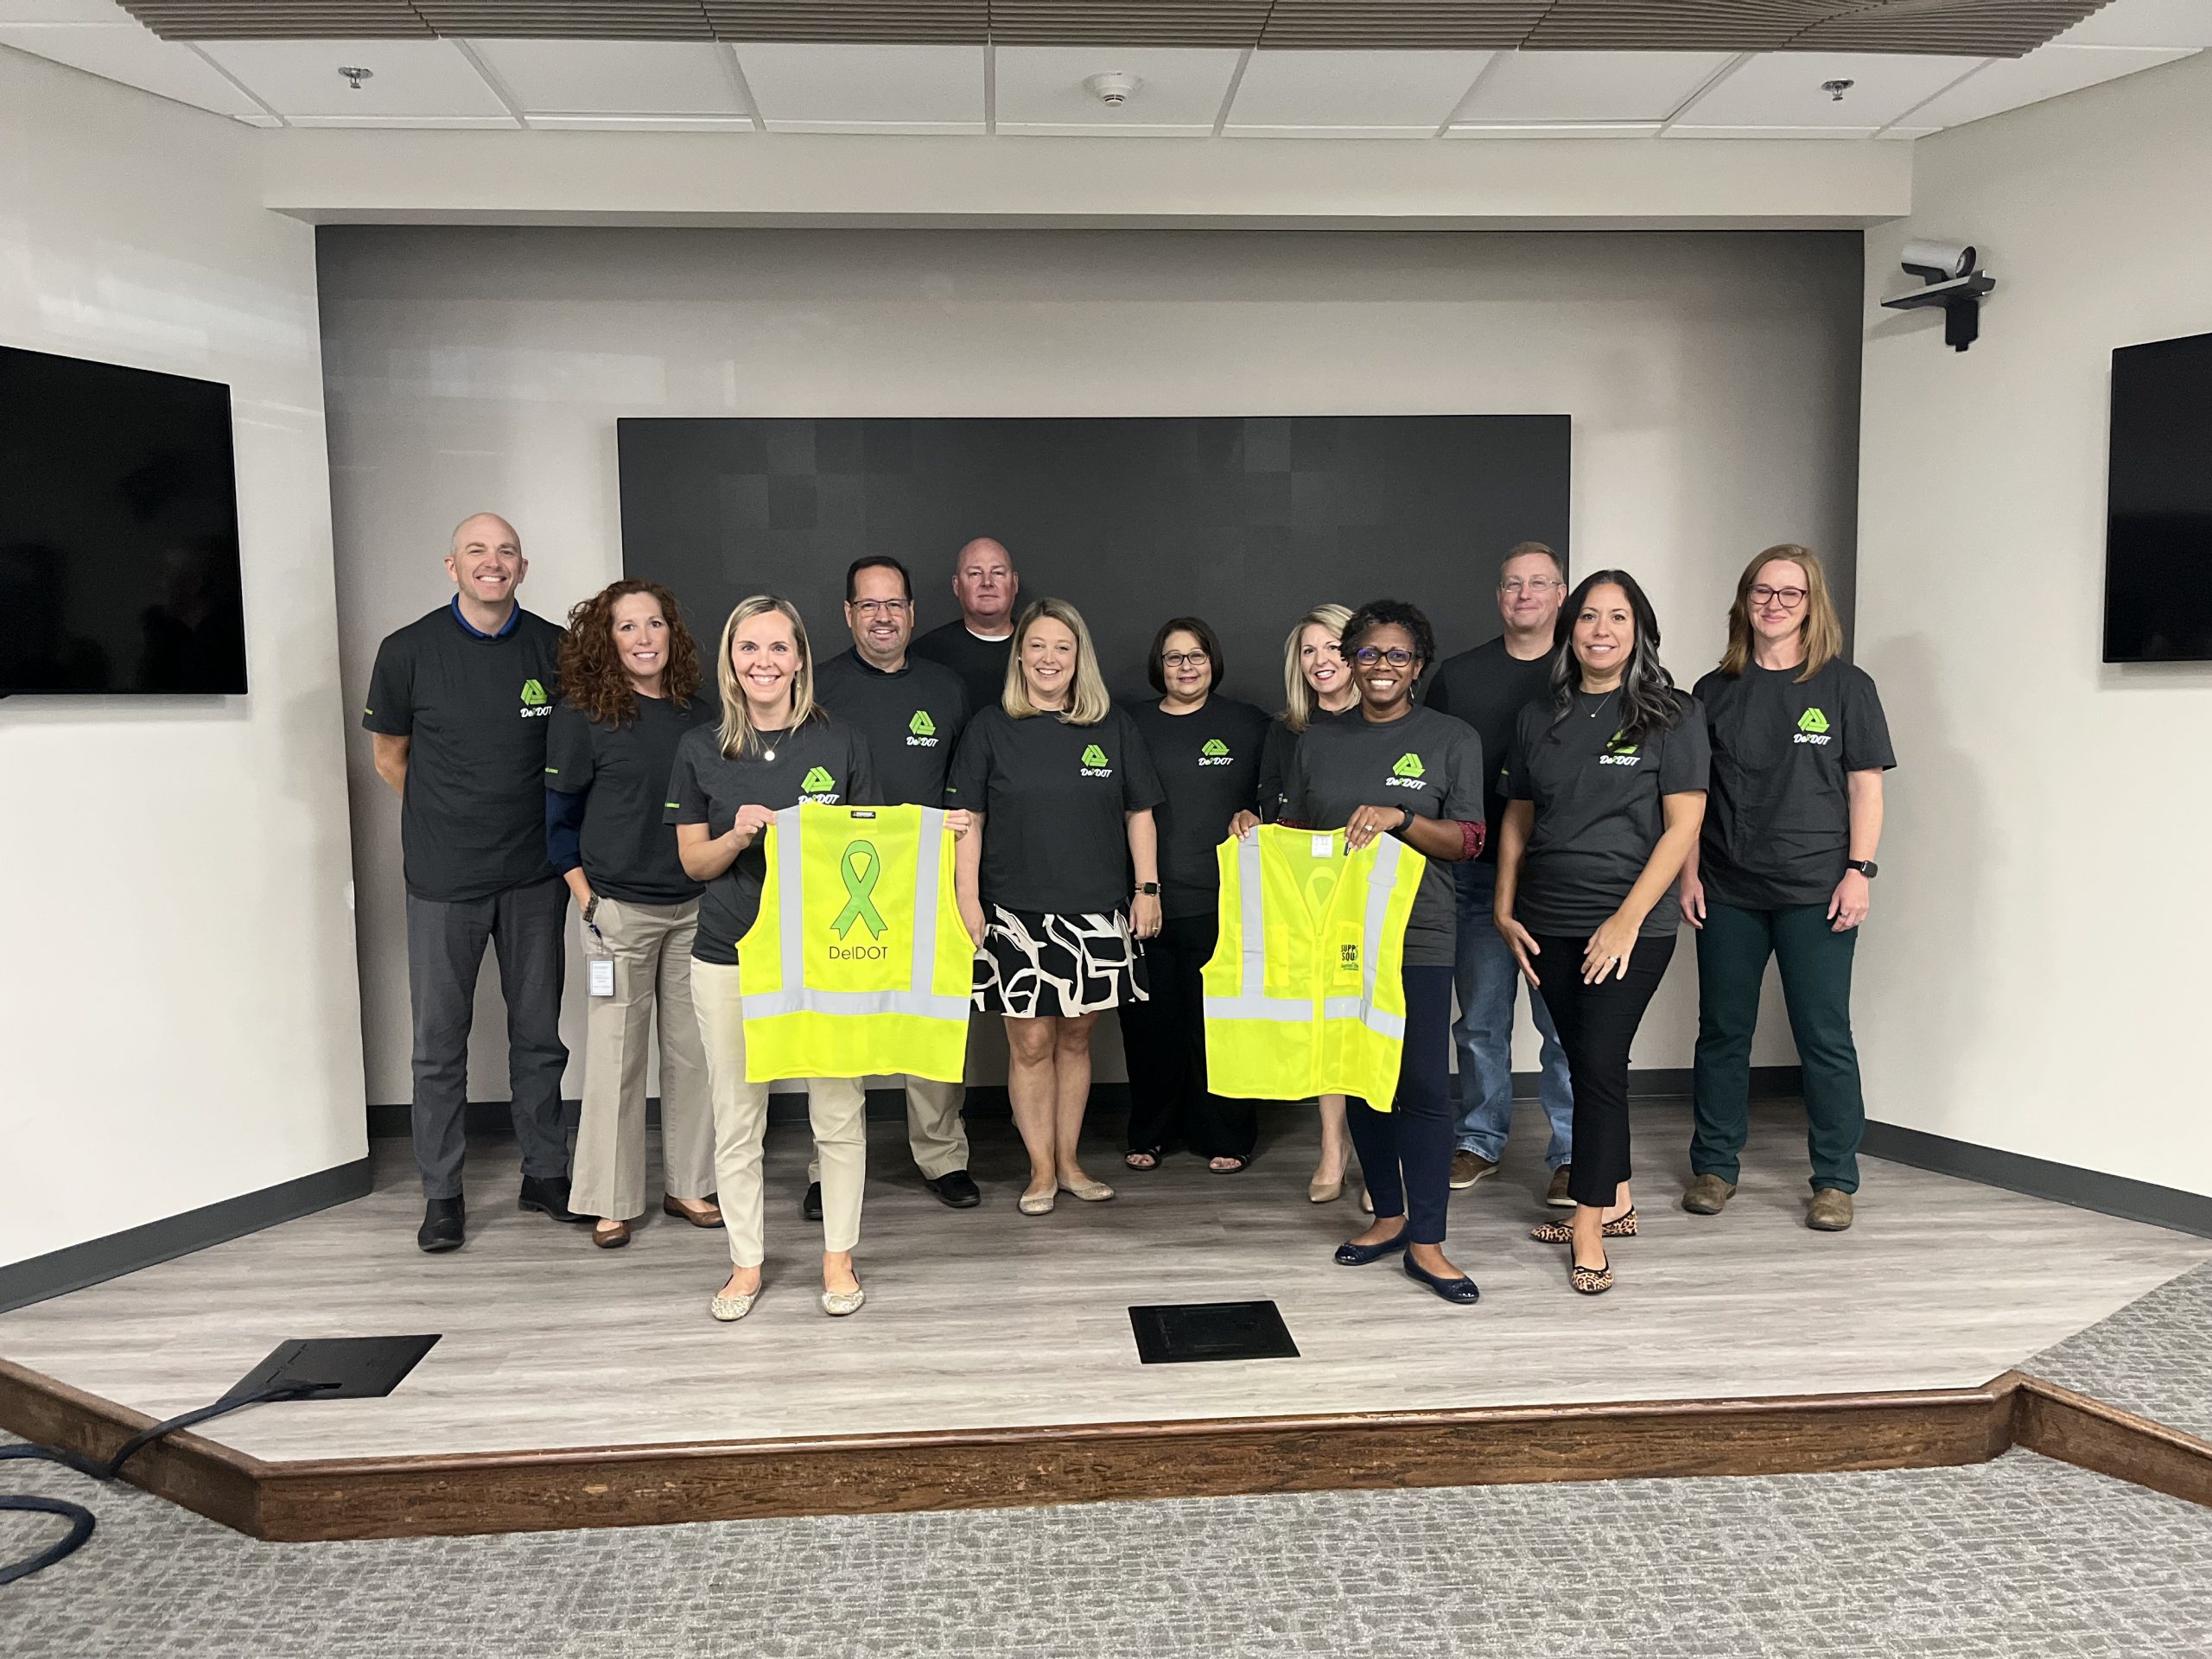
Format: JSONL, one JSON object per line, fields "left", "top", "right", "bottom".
{"left": 365, "top": 512, "right": 582, "bottom": 1253}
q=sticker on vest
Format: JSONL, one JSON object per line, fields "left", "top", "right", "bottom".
{"left": 1312, "top": 835, "right": 1333, "bottom": 858}
{"left": 1332, "top": 924, "right": 1363, "bottom": 988}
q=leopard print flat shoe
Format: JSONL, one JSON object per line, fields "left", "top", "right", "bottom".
{"left": 1569, "top": 1253, "right": 1614, "bottom": 1295}
{"left": 1529, "top": 1207, "right": 1637, "bottom": 1243}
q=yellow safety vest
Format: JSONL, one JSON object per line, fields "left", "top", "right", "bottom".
{"left": 736, "top": 804, "right": 975, "bottom": 1084}
{"left": 1202, "top": 826, "right": 1427, "bottom": 1110}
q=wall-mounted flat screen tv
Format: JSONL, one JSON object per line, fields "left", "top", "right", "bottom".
{"left": 0, "top": 343, "right": 248, "bottom": 694}
{"left": 2104, "top": 329, "right": 2212, "bottom": 664}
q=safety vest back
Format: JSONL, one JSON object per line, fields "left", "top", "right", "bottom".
{"left": 1202, "top": 826, "right": 1427, "bottom": 1110}
{"left": 736, "top": 804, "right": 975, "bottom": 1084}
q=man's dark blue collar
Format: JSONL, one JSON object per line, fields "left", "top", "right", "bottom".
{"left": 450, "top": 595, "right": 520, "bottom": 639}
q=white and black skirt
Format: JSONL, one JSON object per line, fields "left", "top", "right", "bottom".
{"left": 973, "top": 907, "right": 1149, "bottom": 1018}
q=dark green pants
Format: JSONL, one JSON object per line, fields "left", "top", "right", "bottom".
{"left": 1691, "top": 900, "right": 1865, "bottom": 1193}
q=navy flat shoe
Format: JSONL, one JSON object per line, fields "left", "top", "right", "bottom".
{"left": 1403, "top": 1255, "right": 1481, "bottom": 1305}
{"left": 1333, "top": 1229, "right": 1410, "bottom": 1267}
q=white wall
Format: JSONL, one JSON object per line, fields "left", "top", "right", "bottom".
{"left": 1857, "top": 53, "right": 2212, "bottom": 1196}
{"left": 320, "top": 226, "right": 1859, "bottom": 1104}
{"left": 0, "top": 47, "right": 365, "bottom": 1268}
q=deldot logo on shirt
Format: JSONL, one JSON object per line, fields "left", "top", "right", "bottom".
{"left": 519, "top": 678, "right": 552, "bottom": 719}
{"left": 1080, "top": 743, "right": 1114, "bottom": 779}
{"left": 1198, "top": 737, "right": 1233, "bottom": 768}
{"left": 1385, "top": 752, "right": 1428, "bottom": 791}
{"left": 1795, "top": 706, "right": 1834, "bottom": 747}
{"left": 799, "top": 765, "right": 842, "bottom": 803}
{"left": 906, "top": 709, "right": 940, "bottom": 748}
{"left": 1599, "top": 729, "right": 1642, "bottom": 767}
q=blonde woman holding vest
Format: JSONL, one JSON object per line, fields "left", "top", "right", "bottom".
{"left": 948, "top": 597, "right": 1166, "bottom": 1217}
{"left": 670, "top": 595, "right": 878, "bottom": 1323}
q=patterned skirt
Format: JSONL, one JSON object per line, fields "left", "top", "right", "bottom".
{"left": 973, "top": 906, "right": 1150, "bottom": 1018}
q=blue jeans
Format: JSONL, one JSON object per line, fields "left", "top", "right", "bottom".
{"left": 1452, "top": 861, "right": 1573, "bottom": 1167}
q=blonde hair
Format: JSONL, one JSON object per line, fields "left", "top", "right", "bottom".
{"left": 1719, "top": 545, "right": 1843, "bottom": 682}
{"left": 713, "top": 594, "right": 822, "bottom": 758}
{"left": 1002, "top": 597, "right": 1113, "bottom": 726}
{"left": 1280, "top": 603, "right": 1355, "bottom": 733}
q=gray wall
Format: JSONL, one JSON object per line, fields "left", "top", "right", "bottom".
{"left": 318, "top": 226, "right": 1860, "bottom": 1106}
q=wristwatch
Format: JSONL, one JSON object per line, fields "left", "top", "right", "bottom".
{"left": 1135, "top": 882, "right": 1160, "bottom": 897}
{"left": 1398, "top": 806, "right": 1416, "bottom": 833}
{"left": 1846, "top": 860, "right": 1878, "bottom": 879}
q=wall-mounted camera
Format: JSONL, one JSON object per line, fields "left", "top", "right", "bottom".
{"left": 1882, "top": 238, "right": 1996, "bottom": 353}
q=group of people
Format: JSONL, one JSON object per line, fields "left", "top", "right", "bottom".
{"left": 365, "top": 517, "right": 1892, "bottom": 1318}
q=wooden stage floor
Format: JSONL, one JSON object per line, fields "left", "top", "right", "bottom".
{"left": 3, "top": 1103, "right": 2205, "bottom": 1474}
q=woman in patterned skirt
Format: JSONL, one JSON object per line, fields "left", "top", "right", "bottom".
{"left": 948, "top": 597, "right": 1166, "bottom": 1216}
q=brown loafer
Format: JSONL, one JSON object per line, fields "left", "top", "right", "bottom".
{"left": 1544, "top": 1165, "right": 1574, "bottom": 1208}
{"left": 592, "top": 1218, "right": 631, "bottom": 1249}
{"left": 1448, "top": 1150, "right": 1497, "bottom": 1191}
{"left": 1682, "top": 1173, "right": 1737, "bottom": 1216}
{"left": 1808, "top": 1188, "right": 1855, "bottom": 1231}
{"left": 663, "top": 1195, "right": 723, "bottom": 1228}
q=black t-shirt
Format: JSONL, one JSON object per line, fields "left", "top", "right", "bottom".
{"left": 543, "top": 694, "right": 717, "bottom": 905}
{"left": 910, "top": 620, "right": 1014, "bottom": 720}
{"left": 1504, "top": 690, "right": 1711, "bottom": 939}
{"left": 1692, "top": 659, "right": 1896, "bottom": 911}
{"left": 1127, "top": 696, "right": 1271, "bottom": 920}
{"left": 363, "top": 603, "right": 565, "bottom": 903}
{"left": 811, "top": 648, "right": 970, "bottom": 809}
{"left": 945, "top": 704, "right": 1166, "bottom": 916}
{"left": 1257, "top": 705, "right": 1357, "bottom": 823}
{"left": 665, "top": 716, "right": 877, "bottom": 966}
{"left": 1424, "top": 638, "right": 1556, "bottom": 864}
{"left": 1283, "top": 706, "right": 1484, "bottom": 969}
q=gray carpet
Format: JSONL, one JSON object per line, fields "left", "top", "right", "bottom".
{"left": 3, "top": 1447, "right": 2211, "bottom": 1656}
{"left": 2029, "top": 1257, "right": 2212, "bottom": 1444}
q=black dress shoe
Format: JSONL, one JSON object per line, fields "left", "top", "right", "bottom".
{"left": 1403, "top": 1254, "right": 1481, "bottom": 1306}
{"left": 802, "top": 1181, "right": 823, "bottom": 1222}
{"left": 924, "top": 1170, "right": 982, "bottom": 1209}
{"left": 518, "top": 1174, "right": 588, "bottom": 1224}
{"left": 418, "top": 1197, "right": 466, "bottom": 1254}
{"left": 1333, "top": 1228, "right": 1409, "bottom": 1267}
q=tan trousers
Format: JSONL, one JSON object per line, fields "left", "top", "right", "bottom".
{"left": 569, "top": 897, "right": 716, "bottom": 1221}
{"left": 692, "top": 958, "right": 867, "bottom": 1268}
{"left": 810, "top": 1077, "right": 969, "bottom": 1185}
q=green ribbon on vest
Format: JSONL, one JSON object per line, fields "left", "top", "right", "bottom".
{"left": 830, "top": 840, "right": 888, "bottom": 939}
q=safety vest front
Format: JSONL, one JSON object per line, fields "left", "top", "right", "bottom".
{"left": 736, "top": 804, "right": 976, "bottom": 1084}
{"left": 1202, "top": 826, "right": 1427, "bottom": 1110}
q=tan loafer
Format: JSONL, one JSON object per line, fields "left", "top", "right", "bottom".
{"left": 663, "top": 1195, "right": 724, "bottom": 1229}
{"left": 1545, "top": 1165, "right": 1575, "bottom": 1208}
{"left": 1682, "top": 1174, "right": 1737, "bottom": 1215}
{"left": 1808, "top": 1188, "right": 1855, "bottom": 1231}
{"left": 592, "top": 1218, "right": 630, "bottom": 1249}
{"left": 1448, "top": 1150, "right": 1497, "bottom": 1190}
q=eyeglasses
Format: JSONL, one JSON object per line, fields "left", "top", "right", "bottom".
{"left": 849, "top": 598, "right": 910, "bottom": 618}
{"left": 1161, "top": 650, "right": 1211, "bottom": 670}
{"left": 1352, "top": 646, "right": 1417, "bottom": 668}
{"left": 1499, "top": 578, "right": 1562, "bottom": 596}
{"left": 1749, "top": 585, "right": 1808, "bottom": 610}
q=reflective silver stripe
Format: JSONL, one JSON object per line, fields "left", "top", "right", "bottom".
{"left": 1323, "top": 996, "right": 1405, "bottom": 1039}
{"left": 912, "top": 808, "right": 945, "bottom": 994}
{"left": 745, "top": 988, "right": 972, "bottom": 1021}
{"left": 1202, "top": 995, "right": 1313, "bottom": 1024}
{"left": 1360, "top": 836, "right": 1402, "bottom": 1019}
{"left": 773, "top": 805, "right": 804, "bottom": 979}
{"left": 1236, "top": 833, "right": 1267, "bottom": 1001}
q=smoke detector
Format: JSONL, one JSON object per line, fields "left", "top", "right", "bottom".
{"left": 1084, "top": 72, "right": 1141, "bottom": 108}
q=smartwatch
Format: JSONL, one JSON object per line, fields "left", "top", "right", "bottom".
{"left": 1846, "top": 860, "right": 1878, "bottom": 879}
{"left": 1398, "top": 806, "right": 1416, "bottom": 834}
{"left": 1135, "top": 882, "right": 1160, "bottom": 897}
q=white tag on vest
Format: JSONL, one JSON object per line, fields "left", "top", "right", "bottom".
{"left": 1312, "top": 835, "right": 1332, "bottom": 858}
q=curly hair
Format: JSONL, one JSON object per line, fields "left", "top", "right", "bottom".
{"left": 1340, "top": 598, "right": 1437, "bottom": 672}
{"left": 559, "top": 579, "right": 703, "bottom": 727}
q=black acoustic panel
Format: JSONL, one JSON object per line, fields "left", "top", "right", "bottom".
{"left": 227, "top": 1336, "right": 441, "bottom": 1402}
{"left": 1128, "top": 1300, "right": 1300, "bottom": 1363}
{"left": 617, "top": 416, "right": 1570, "bottom": 708}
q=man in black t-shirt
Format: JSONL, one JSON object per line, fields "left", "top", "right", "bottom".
{"left": 1423, "top": 541, "right": 1578, "bottom": 1205}
{"left": 911, "top": 536, "right": 1019, "bottom": 715}
{"left": 363, "top": 513, "right": 582, "bottom": 1254}
{"left": 813, "top": 556, "right": 981, "bottom": 1211}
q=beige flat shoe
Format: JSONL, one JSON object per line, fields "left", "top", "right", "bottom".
{"left": 1018, "top": 1186, "right": 1057, "bottom": 1216}
{"left": 1058, "top": 1175, "right": 1116, "bottom": 1203}
{"left": 820, "top": 1286, "right": 866, "bottom": 1317}
{"left": 709, "top": 1286, "right": 759, "bottom": 1322}
{"left": 1308, "top": 1174, "right": 1344, "bottom": 1204}
{"left": 1359, "top": 1185, "right": 1374, "bottom": 1216}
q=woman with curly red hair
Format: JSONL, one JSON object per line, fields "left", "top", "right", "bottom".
{"left": 544, "top": 579, "right": 721, "bottom": 1248}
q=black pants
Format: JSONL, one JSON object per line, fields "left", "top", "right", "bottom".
{"left": 1530, "top": 932, "right": 1677, "bottom": 1209}
{"left": 1344, "top": 963, "right": 1456, "bottom": 1245}
{"left": 1119, "top": 912, "right": 1257, "bottom": 1160}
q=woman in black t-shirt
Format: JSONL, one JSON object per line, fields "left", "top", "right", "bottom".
{"left": 948, "top": 598, "right": 1165, "bottom": 1217}
{"left": 546, "top": 580, "right": 719, "bottom": 1249}
{"left": 1495, "top": 570, "right": 1708, "bottom": 1295}
{"left": 1120, "top": 617, "right": 1269, "bottom": 1174}
{"left": 1681, "top": 546, "right": 1895, "bottom": 1232}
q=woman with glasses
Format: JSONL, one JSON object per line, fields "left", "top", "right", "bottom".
{"left": 1679, "top": 546, "right": 1895, "bottom": 1232}
{"left": 1121, "top": 617, "right": 1270, "bottom": 1174}
{"left": 1243, "top": 604, "right": 1361, "bottom": 1201}
{"left": 1265, "top": 599, "right": 1486, "bottom": 1305}
{"left": 1493, "top": 571, "right": 1708, "bottom": 1295}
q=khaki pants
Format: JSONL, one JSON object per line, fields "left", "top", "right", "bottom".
{"left": 692, "top": 959, "right": 867, "bottom": 1267}
{"left": 810, "top": 1077, "right": 969, "bottom": 1185}
{"left": 569, "top": 897, "right": 716, "bottom": 1222}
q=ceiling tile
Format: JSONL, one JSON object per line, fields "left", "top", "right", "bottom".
{"left": 0, "top": 23, "right": 262, "bottom": 116}
{"left": 1444, "top": 121, "right": 1663, "bottom": 138}
{"left": 988, "top": 1, "right": 1267, "bottom": 48}
{"left": 0, "top": 0, "right": 138, "bottom": 22}
{"left": 527, "top": 113, "right": 757, "bottom": 129}
{"left": 197, "top": 37, "right": 512, "bottom": 118}
{"left": 1899, "top": 41, "right": 2194, "bottom": 130}
{"left": 993, "top": 44, "right": 1240, "bottom": 135}
{"left": 2058, "top": 0, "right": 2212, "bottom": 48}
{"left": 1456, "top": 49, "right": 1733, "bottom": 124}
{"left": 734, "top": 41, "right": 984, "bottom": 131}
{"left": 1224, "top": 48, "right": 1491, "bottom": 136}
{"left": 1662, "top": 124, "right": 1880, "bottom": 139}
{"left": 1673, "top": 50, "right": 1986, "bottom": 130}
{"left": 466, "top": 38, "right": 745, "bottom": 115}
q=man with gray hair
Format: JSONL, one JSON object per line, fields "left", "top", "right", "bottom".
{"left": 365, "top": 512, "right": 582, "bottom": 1253}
